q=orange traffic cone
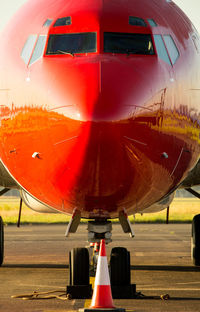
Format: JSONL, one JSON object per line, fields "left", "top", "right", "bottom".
{"left": 80, "top": 239, "right": 125, "bottom": 312}
{"left": 91, "top": 239, "right": 115, "bottom": 309}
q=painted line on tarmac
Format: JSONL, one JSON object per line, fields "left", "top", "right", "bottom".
{"left": 176, "top": 281, "right": 200, "bottom": 285}
{"left": 141, "top": 288, "right": 200, "bottom": 291}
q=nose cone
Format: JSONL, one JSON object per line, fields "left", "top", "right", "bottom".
{"left": 38, "top": 57, "right": 161, "bottom": 216}
{"left": 55, "top": 122, "right": 135, "bottom": 217}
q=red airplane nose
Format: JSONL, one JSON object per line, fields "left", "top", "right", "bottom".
{"left": 0, "top": 56, "right": 180, "bottom": 219}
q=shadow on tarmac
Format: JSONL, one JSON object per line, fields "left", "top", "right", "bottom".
{"left": 3, "top": 264, "right": 200, "bottom": 271}
{"left": 3, "top": 264, "right": 69, "bottom": 268}
{"left": 131, "top": 265, "right": 200, "bottom": 272}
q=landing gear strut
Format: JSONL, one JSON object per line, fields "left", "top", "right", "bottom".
{"left": 0, "top": 216, "right": 4, "bottom": 266}
{"left": 66, "top": 216, "right": 136, "bottom": 298}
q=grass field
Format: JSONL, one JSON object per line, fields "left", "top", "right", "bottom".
{"left": 0, "top": 197, "right": 199, "bottom": 224}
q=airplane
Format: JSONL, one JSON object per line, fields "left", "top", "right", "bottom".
{"left": 0, "top": 0, "right": 200, "bottom": 297}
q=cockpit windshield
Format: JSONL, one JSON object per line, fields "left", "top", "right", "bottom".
{"left": 104, "top": 32, "right": 154, "bottom": 55}
{"left": 46, "top": 32, "right": 97, "bottom": 55}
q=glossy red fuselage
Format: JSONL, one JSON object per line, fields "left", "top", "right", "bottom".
{"left": 0, "top": 0, "right": 200, "bottom": 218}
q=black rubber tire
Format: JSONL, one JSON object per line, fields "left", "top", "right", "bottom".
{"left": 69, "top": 248, "right": 90, "bottom": 285}
{"left": 192, "top": 214, "right": 200, "bottom": 266}
{"left": 0, "top": 216, "right": 4, "bottom": 266}
{"left": 110, "top": 247, "right": 130, "bottom": 286}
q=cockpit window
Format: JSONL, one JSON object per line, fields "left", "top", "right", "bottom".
{"left": 46, "top": 32, "right": 97, "bottom": 55}
{"left": 53, "top": 17, "right": 72, "bottom": 27}
{"left": 163, "top": 35, "right": 179, "bottom": 64}
{"left": 153, "top": 35, "right": 171, "bottom": 65}
{"left": 129, "top": 17, "right": 147, "bottom": 27}
{"left": 104, "top": 32, "right": 154, "bottom": 55}
{"left": 21, "top": 35, "right": 37, "bottom": 65}
{"left": 43, "top": 19, "right": 53, "bottom": 27}
{"left": 147, "top": 19, "right": 157, "bottom": 27}
{"left": 29, "top": 35, "right": 47, "bottom": 66}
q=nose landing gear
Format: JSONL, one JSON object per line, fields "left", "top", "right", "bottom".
{"left": 66, "top": 218, "right": 136, "bottom": 299}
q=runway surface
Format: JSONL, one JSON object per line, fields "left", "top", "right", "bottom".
{"left": 1, "top": 223, "right": 200, "bottom": 311}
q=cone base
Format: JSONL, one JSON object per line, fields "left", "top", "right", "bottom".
{"left": 91, "top": 285, "right": 114, "bottom": 308}
{"left": 79, "top": 308, "right": 126, "bottom": 312}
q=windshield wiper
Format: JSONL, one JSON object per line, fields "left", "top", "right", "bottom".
{"left": 57, "top": 50, "right": 74, "bottom": 57}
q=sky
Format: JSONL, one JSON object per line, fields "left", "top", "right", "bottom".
{"left": 0, "top": 0, "right": 200, "bottom": 32}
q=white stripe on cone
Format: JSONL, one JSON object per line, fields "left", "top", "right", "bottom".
{"left": 95, "top": 256, "right": 110, "bottom": 286}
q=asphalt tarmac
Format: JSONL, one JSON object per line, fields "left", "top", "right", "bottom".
{"left": 1, "top": 223, "right": 200, "bottom": 312}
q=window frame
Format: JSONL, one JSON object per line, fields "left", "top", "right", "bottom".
{"left": 46, "top": 32, "right": 97, "bottom": 55}
{"left": 104, "top": 32, "right": 155, "bottom": 55}
{"left": 192, "top": 35, "right": 200, "bottom": 54}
